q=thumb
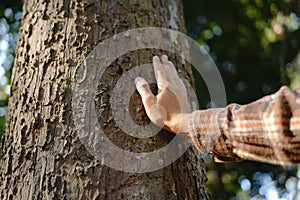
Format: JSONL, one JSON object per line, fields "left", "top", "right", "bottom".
{"left": 135, "top": 77, "right": 155, "bottom": 110}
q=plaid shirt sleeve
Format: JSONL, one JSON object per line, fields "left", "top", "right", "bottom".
{"left": 189, "top": 86, "right": 300, "bottom": 165}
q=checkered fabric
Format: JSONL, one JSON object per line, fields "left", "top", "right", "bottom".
{"left": 189, "top": 86, "right": 300, "bottom": 165}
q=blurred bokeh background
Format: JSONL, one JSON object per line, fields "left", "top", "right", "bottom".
{"left": 184, "top": 1, "right": 300, "bottom": 199}
{"left": 0, "top": 0, "right": 299, "bottom": 199}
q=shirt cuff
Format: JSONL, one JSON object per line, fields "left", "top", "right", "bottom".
{"left": 188, "top": 109, "right": 243, "bottom": 162}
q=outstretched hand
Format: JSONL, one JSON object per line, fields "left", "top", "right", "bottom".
{"left": 135, "top": 55, "right": 191, "bottom": 135}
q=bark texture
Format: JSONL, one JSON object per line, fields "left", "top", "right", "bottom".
{"left": 0, "top": 0, "right": 210, "bottom": 199}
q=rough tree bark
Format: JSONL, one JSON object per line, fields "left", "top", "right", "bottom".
{"left": 0, "top": 0, "right": 210, "bottom": 199}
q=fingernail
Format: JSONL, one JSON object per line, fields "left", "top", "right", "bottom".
{"left": 153, "top": 56, "right": 159, "bottom": 62}
{"left": 161, "top": 55, "right": 168, "bottom": 61}
{"left": 135, "top": 77, "right": 143, "bottom": 88}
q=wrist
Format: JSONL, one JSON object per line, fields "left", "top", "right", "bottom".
{"left": 166, "top": 113, "right": 192, "bottom": 136}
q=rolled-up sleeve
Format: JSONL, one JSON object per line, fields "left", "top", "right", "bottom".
{"left": 189, "top": 86, "right": 300, "bottom": 165}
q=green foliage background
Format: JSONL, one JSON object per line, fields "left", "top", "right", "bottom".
{"left": 184, "top": 0, "right": 300, "bottom": 199}
{"left": 0, "top": 0, "right": 299, "bottom": 199}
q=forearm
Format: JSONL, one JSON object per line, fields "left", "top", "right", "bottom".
{"left": 188, "top": 86, "right": 300, "bottom": 165}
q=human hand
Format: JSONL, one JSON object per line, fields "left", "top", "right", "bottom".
{"left": 135, "top": 55, "right": 191, "bottom": 135}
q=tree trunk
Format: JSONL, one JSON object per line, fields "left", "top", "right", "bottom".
{"left": 0, "top": 0, "right": 210, "bottom": 199}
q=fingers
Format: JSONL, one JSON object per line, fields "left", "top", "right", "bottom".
{"left": 154, "top": 55, "right": 182, "bottom": 86}
{"left": 153, "top": 56, "right": 167, "bottom": 86}
{"left": 161, "top": 55, "right": 168, "bottom": 65}
{"left": 135, "top": 77, "right": 156, "bottom": 110}
{"left": 160, "top": 55, "right": 175, "bottom": 71}
{"left": 153, "top": 55, "right": 161, "bottom": 65}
